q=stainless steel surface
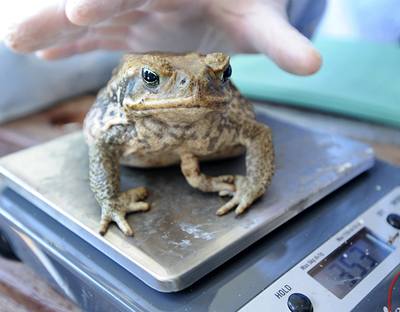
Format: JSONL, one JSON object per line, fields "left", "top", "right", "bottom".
{"left": 0, "top": 107, "right": 374, "bottom": 292}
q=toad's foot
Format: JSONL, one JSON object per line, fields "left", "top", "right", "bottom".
{"left": 216, "top": 176, "right": 263, "bottom": 216}
{"left": 99, "top": 187, "right": 150, "bottom": 236}
{"left": 180, "top": 153, "right": 235, "bottom": 193}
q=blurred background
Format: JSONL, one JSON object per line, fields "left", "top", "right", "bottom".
{"left": 319, "top": 0, "right": 399, "bottom": 42}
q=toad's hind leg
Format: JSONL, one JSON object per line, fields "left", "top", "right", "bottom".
{"left": 180, "top": 153, "right": 235, "bottom": 193}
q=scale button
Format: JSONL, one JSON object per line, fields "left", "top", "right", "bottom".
{"left": 287, "top": 293, "right": 313, "bottom": 312}
{"left": 387, "top": 213, "right": 400, "bottom": 229}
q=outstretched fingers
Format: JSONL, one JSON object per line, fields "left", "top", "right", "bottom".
{"left": 216, "top": 196, "right": 253, "bottom": 216}
{"left": 243, "top": 2, "right": 322, "bottom": 75}
{"left": 3, "top": 1, "right": 86, "bottom": 53}
{"left": 65, "top": 0, "right": 148, "bottom": 26}
{"left": 36, "top": 37, "right": 125, "bottom": 59}
{"left": 97, "top": 186, "right": 150, "bottom": 236}
{"left": 99, "top": 209, "right": 136, "bottom": 237}
{"left": 216, "top": 174, "right": 261, "bottom": 216}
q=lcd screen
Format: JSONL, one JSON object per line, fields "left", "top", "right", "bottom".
{"left": 308, "top": 227, "right": 393, "bottom": 299}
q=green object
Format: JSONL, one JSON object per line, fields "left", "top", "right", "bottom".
{"left": 231, "top": 38, "right": 400, "bottom": 128}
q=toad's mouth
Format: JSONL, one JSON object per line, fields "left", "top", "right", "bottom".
{"left": 124, "top": 96, "right": 231, "bottom": 111}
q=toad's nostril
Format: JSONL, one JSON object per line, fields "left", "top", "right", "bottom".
{"left": 180, "top": 78, "right": 187, "bottom": 85}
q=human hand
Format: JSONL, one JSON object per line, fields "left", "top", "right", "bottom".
{"left": 1, "top": 0, "right": 321, "bottom": 75}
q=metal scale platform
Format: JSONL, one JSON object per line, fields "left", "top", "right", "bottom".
{"left": 0, "top": 105, "right": 399, "bottom": 311}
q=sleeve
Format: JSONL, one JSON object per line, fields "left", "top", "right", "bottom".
{"left": 0, "top": 45, "right": 121, "bottom": 124}
{"left": 286, "top": 0, "right": 327, "bottom": 39}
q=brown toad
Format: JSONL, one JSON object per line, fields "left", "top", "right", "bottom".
{"left": 83, "top": 52, "right": 274, "bottom": 236}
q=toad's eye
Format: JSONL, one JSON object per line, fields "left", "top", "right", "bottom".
{"left": 141, "top": 68, "right": 159, "bottom": 87}
{"left": 222, "top": 64, "right": 232, "bottom": 82}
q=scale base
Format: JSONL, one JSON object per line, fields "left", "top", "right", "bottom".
{"left": 0, "top": 106, "right": 374, "bottom": 291}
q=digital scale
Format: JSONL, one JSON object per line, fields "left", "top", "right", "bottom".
{"left": 0, "top": 105, "right": 399, "bottom": 311}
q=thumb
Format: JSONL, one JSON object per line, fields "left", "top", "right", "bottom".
{"left": 243, "top": 2, "right": 322, "bottom": 75}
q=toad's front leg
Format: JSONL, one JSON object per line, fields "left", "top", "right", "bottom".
{"left": 89, "top": 140, "right": 150, "bottom": 236}
{"left": 216, "top": 121, "right": 274, "bottom": 216}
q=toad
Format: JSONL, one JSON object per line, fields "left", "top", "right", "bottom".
{"left": 83, "top": 52, "right": 274, "bottom": 236}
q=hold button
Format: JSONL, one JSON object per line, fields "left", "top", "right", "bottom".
{"left": 387, "top": 213, "right": 400, "bottom": 229}
{"left": 287, "top": 293, "right": 313, "bottom": 312}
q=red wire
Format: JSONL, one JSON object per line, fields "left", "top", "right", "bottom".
{"left": 388, "top": 271, "right": 400, "bottom": 312}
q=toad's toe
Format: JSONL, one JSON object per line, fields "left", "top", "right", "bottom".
{"left": 127, "top": 201, "right": 150, "bottom": 212}
{"left": 216, "top": 196, "right": 240, "bottom": 216}
{"left": 113, "top": 214, "right": 134, "bottom": 236}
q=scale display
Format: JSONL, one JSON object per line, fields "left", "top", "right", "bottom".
{"left": 308, "top": 227, "right": 394, "bottom": 299}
